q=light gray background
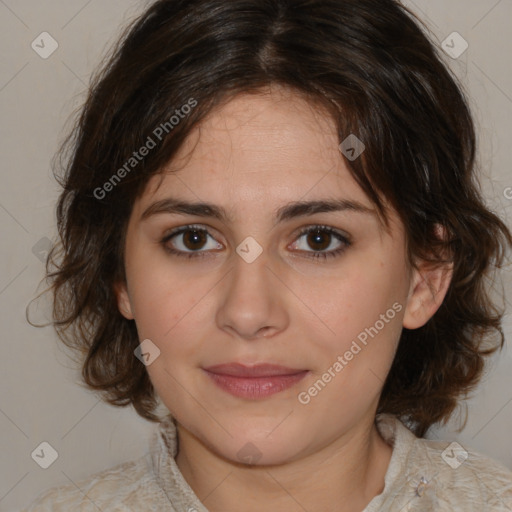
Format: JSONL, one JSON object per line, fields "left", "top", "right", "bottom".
{"left": 1, "top": 1, "right": 511, "bottom": 510}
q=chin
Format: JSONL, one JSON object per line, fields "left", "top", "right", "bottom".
{"left": 207, "top": 426, "right": 307, "bottom": 467}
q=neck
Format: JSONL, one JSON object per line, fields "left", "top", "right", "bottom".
{"left": 175, "top": 414, "right": 392, "bottom": 512}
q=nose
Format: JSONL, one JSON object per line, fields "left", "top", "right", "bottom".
{"left": 215, "top": 249, "right": 289, "bottom": 341}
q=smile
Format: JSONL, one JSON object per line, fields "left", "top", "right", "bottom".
{"left": 202, "top": 363, "right": 310, "bottom": 399}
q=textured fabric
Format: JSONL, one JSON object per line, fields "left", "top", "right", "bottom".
{"left": 22, "top": 413, "right": 512, "bottom": 511}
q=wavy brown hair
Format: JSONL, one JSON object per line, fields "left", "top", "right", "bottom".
{"left": 38, "top": 0, "right": 512, "bottom": 437}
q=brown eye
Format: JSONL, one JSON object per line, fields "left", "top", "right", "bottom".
{"left": 161, "top": 225, "right": 223, "bottom": 258}
{"left": 305, "top": 229, "right": 332, "bottom": 251}
{"left": 182, "top": 229, "right": 208, "bottom": 250}
{"left": 291, "top": 225, "right": 351, "bottom": 260}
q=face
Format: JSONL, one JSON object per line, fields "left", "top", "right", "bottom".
{"left": 116, "top": 86, "right": 437, "bottom": 465}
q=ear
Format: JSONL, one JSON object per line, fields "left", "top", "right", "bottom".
{"left": 402, "top": 260, "right": 453, "bottom": 329}
{"left": 114, "top": 281, "right": 135, "bottom": 320}
{"left": 403, "top": 226, "right": 453, "bottom": 330}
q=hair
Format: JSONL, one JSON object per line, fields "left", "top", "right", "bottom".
{"left": 38, "top": 0, "right": 512, "bottom": 437}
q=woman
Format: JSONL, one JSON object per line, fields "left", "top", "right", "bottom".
{"left": 25, "top": 0, "right": 512, "bottom": 510}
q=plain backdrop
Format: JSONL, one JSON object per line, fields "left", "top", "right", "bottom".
{"left": 0, "top": 0, "right": 511, "bottom": 510}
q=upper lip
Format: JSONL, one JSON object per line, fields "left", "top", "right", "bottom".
{"left": 203, "top": 363, "right": 307, "bottom": 377}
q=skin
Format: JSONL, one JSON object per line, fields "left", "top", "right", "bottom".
{"left": 116, "top": 85, "right": 452, "bottom": 512}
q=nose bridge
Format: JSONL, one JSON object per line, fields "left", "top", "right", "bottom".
{"left": 216, "top": 242, "right": 287, "bottom": 340}
{"left": 228, "top": 242, "right": 272, "bottom": 308}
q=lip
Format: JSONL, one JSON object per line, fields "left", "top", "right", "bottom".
{"left": 204, "top": 363, "right": 306, "bottom": 377}
{"left": 202, "top": 363, "right": 309, "bottom": 399}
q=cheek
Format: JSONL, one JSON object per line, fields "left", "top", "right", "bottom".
{"left": 291, "top": 252, "right": 404, "bottom": 349}
{"left": 328, "top": 264, "right": 404, "bottom": 389}
{"left": 126, "top": 240, "right": 208, "bottom": 339}
{"left": 294, "top": 255, "right": 406, "bottom": 414}
{"left": 131, "top": 270, "right": 207, "bottom": 416}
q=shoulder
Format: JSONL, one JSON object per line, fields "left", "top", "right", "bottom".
{"left": 374, "top": 414, "right": 512, "bottom": 511}
{"left": 21, "top": 455, "right": 174, "bottom": 511}
{"left": 416, "top": 436, "right": 512, "bottom": 510}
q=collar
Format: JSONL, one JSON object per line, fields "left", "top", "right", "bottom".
{"left": 147, "top": 413, "right": 425, "bottom": 511}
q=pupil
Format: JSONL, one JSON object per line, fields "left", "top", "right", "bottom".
{"left": 184, "top": 229, "right": 205, "bottom": 250}
{"left": 308, "top": 230, "right": 330, "bottom": 251}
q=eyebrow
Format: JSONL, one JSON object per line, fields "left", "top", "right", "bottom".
{"left": 141, "top": 197, "right": 377, "bottom": 224}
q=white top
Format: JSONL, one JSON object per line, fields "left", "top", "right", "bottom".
{"left": 23, "top": 413, "right": 512, "bottom": 511}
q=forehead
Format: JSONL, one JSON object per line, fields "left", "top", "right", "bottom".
{"left": 134, "top": 87, "right": 393, "bottom": 232}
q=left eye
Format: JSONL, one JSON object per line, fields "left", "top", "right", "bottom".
{"left": 291, "top": 226, "right": 349, "bottom": 255}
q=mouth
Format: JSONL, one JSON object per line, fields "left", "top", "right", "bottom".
{"left": 202, "top": 363, "right": 310, "bottom": 399}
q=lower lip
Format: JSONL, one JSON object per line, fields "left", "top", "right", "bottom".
{"left": 203, "top": 370, "right": 309, "bottom": 399}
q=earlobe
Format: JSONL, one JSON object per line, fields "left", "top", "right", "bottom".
{"left": 403, "top": 261, "right": 453, "bottom": 330}
{"left": 114, "top": 281, "right": 134, "bottom": 320}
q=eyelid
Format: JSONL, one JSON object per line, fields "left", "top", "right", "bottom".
{"left": 162, "top": 223, "right": 351, "bottom": 242}
{"left": 162, "top": 223, "right": 221, "bottom": 240}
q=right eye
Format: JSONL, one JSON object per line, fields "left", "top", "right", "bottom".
{"left": 161, "top": 224, "right": 223, "bottom": 259}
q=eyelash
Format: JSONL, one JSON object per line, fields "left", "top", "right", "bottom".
{"left": 160, "top": 224, "right": 351, "bottom": 261}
